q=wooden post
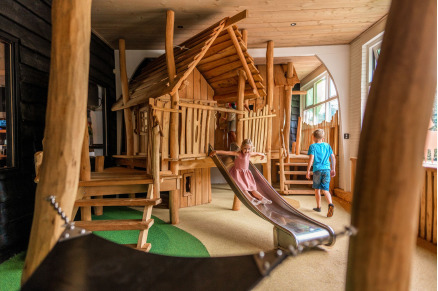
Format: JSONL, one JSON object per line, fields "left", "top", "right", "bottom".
{"left": 119, "top": 39, "right": 134, "bottom": 156}
{"left": 80, "top": 117, "right": 92, "bottom": 221}
{"left": 295, "top": 116, "right": 302, "bottom": 155}
{"left": 93, "top": 156, "right": 105, "bottom": 216}
{"left": 284, "top": 62, "right": 293, "bottom": 161}
{"left": 346, "top": 0, "right": 437, "bottom": 289}
{"left": 279, "top": 147, "right": 285, "bottom": 192}
{"left": 166, "top": 9, "right": 180, "bottom": 224}
{"left": 263, "top": 40, "right": 274, "bottom": 183}
{"left": 232, "top": 69, "right": 247, "bottom": 211}
{"left": 152, "top": 121, "right": 161, "bottom": 199}
{"left": 22, "top": 0, "right": 92, "bottom": 282}
{"left": 242, "top": 29, "right": 248, "bottom": 46}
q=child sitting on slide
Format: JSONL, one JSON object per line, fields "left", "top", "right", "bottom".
{"left": 306, "top": 129, "right": 336, "bottom": 217}
{"left": 209, "top": 139, "right": 272, "bottom": 205}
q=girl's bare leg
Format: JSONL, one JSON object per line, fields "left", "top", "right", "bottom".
{"left": 249, "top": 190, "right": 264, "bottom": 200}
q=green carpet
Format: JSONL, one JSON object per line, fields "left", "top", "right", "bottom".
{"left": 0, "top": 207, "right": 209, "bottom": 291}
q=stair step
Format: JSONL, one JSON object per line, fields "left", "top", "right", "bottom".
{"left": 124, "top": 243, "right": 152, "bottom": 252}
{"left": 74, "top": 198, "right": 161, "bottom": 207}
{"left": 280, "top": 190, "right": 315, "bottom": 195}
{"left": 279, "top": 171, "right": 313, "bottom": 175}
{"left": 75, "top": 219, "right": 154, "bottom": 231}
{"left": 275, "top": 162, "right": 308, "bottom": 166}
{"left": 284, "top": 180, "right": 313, "bottom": 185}
{"left": 79, "top": 178, "right": 154, "bottom": 187}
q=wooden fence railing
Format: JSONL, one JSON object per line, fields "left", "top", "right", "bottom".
{"left": 350, "top": 158, "right": 437, "bottom": 245}
{"left": 300, "top": 111, "right": 339, "bottom": 155}
{"left": 419, "top": 166, "right": 437, "bottom": 244}
{"left": 242, "top": 105, "right": 273, "bottom": 153}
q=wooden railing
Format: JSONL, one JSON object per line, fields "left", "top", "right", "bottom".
{"left": 242, "top": 105, "right": 273, "bottom": 153}
{"left": 350, "top": 158, "right": 437, "bottom": 245}
{"left": 178, "top": 101, "right": 216, "bottom": 160}
{"left": 419, "top": 165, "right": 437, "bottom": 244}
{"left": 300, "top": 111, "right": 339, "bottom": 155}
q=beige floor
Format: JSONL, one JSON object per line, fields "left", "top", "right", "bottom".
{"left": 152, "top": 184, "right": 437, "bottom": 291}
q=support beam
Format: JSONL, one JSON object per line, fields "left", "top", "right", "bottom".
{"left": 165, "top": 10, "right": 176, "bottom": 84}
{"left": 22, "top": 0, "right": 92, "bottom": 282}
{"left": 263, "top": 40, "right": 274, "bottom": 183}
{"left": 223, "top": 10, "right": 248, "bottom": 29}
{"left": 242, "top": 29, "right": 248, "bottom": 46}
{"left": 284, "top": 62, "right": 293, "bottom": 158}
{"left": 295, "top": 116, "right": 302, "bottom": 155}
{"left": 232, "top": 69, "right": 247, "bottom": 211}
{"left": 119, "top": 39, "right": 134, "bottom": 156}
{"left": 346, "top": 0, "right": 437, "bottom": 289}
{"left": 166, "top": 10, "right": 180, "bottom": 224}
{"left": 226, "top": 27, "right": 259, "bottom": 97}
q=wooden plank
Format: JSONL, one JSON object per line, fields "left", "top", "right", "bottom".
{"left": 426, "top": 170, "right": 433, "bottom": 242}
{"left": 205, "top": 110, "right": 211, "bottom": 152}
{"left": 161, "top": 102, "right": 171, "bottom": 171}
{"left": 433, "top": 170, "right": 437, "bottom": 244}
{"left": 200, "top": 109, "right": 208, "bottom": 153}
{"left": 74, "top": 198, "right": 161, "bottom": 207}
{"left": 186, "top": 103, "right": 193, "bottom": 154}
{"left": 201, "top": 168, "right": 209, "bottom": 204}
{"left": 82, "top": 185, "right": 149, "bottom": 197}
{"left": 284, "top": 180, "right": 313, "bottom": 185}
{"left": 195, "top": 169, "right": 202, "bottom": 206}
{"left": 75, "top": 219, "right": 154, "bottom": 231}
{"left": 193, "top": 108, "right": 200, "bottom": 154}
{"left": 420, "top": 172, "right": 426, "bottom": 239}
{"left": 180, "top": 106, "right": 187, "bottom": 155}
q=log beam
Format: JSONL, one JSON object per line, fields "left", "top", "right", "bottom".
{"left": 22, "top": 0, "right": 92, "bottom": 282}
{"left": 232, "top": 69, "right": 247, "bottom": 211}
{"left": 226, "top": 27, "right": 259, "bottom": 97}
{"left": 119, "top": 39, "right": 134, "bottom": 156}
{"left": 346, "top": 0, "right": 437, "bottom": 289}
{"left": 263, "top": 40, "right": 274, "bottom": 183}
{"left": 284, "top": 62, "right": 293, "bottom": 157}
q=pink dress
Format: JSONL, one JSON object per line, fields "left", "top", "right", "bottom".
{"left": 229, "top": 152, "right": 257, "bottom": 192}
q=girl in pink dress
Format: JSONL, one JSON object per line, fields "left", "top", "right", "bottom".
{"left": 210, "top": 139, "right": 272, "bottom": 205}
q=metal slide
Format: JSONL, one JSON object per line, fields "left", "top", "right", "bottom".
{"left": 209, "top": 145, "right": 336, "bottom": 250}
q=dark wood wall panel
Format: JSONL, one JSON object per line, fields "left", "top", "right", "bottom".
{"left": 0, "top": 0, "right": 116, "bottom": 262}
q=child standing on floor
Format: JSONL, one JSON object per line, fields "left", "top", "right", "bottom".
{"left": 306, "top": 129, "right": 336, "bottom": 217}
{"left": 210, "top": 139, "right": 272, "bottom": 205}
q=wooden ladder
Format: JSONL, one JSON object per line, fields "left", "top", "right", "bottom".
{"left": 73, "top": 166, "right": 164, "bottom": 252}
{"left": 277, "top": 148, "right": 314, "bottom": 195}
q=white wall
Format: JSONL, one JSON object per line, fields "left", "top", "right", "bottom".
{"left": 248, "top": 45, "right": 351, "bottom": 191}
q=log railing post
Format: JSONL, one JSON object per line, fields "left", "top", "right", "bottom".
{"left": 284, "top": 62, "right": 294, "bottom": 161}
{"left": 166, "top": 10, "right": 180, "bottom": 224}
{"left": 263, "top": 40, "right": 274, "bottom": 183}
{"left": 346, "top": 0, "right": 436, "bottom": 289}
{"left": 22, "top": 0, "right": 92, "bottom": 282}
{"left": 295, "top": 116, "right": 302, "bottom": 155}
{"left": 232, "top": 69, "right": 247, "bottom": 211}
{"left": 119, "top": 39, "right": 134, "bottom": 156}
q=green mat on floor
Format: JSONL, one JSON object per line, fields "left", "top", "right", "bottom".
{"left": 0, "top": 207, "right": 209, "bottom": 291}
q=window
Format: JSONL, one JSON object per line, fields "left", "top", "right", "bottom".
{"left": 302, "top": 71, "right": 339, "bottom": 125}
{"left": 368, "top": 41, "right": 382, "bottom": 90}
{"left": 87, "top": 82, "right": 107, "bottom": 157}
{"left": 0, "top": 39, "right": 15, "bottom": 169}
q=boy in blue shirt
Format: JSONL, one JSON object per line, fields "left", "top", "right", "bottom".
{"left": 306, "top": 129, "right": 336, "bottom": 217}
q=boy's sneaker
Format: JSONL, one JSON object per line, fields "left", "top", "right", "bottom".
{"left": 313, "top": 207, "right": 321, "bottom": 212}
{"left": 327, "top": 204, "right": 335, "bottom": 217}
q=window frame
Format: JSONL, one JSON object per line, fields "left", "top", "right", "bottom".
{"left": 302, "top": 71, "right": 339, "bottom": 125}
{"left": 0, "top": 32, "right": 18, "bottom": 171}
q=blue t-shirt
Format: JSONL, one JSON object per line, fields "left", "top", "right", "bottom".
{"left": 308, "top": 142, "right": 333, "bottom": 172}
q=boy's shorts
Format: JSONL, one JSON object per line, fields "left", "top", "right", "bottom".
{"left": 313, "top": 169, "right": 331, "bottom": 191}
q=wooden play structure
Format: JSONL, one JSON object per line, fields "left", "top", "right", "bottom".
{"left": 278, "top": 111, "right": 340, "bottom": 195}
{"left": 109, "top": 10, "right": 268, "bottom": 222}
{"left": 22, "top": 1, "right": 436, "bottom": 290}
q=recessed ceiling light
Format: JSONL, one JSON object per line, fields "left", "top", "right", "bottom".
{"left": 290, "top": 23, "right": 297, "bottom": 26}
{"left": 177, "top": 25, "right": 184, "bottom": 29}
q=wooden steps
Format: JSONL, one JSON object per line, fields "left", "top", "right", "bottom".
{"left": 280, "top": 189, "right": 315, "bottom": 195}
{"left": 278, "top": 171, "right": 312, "bottom": 175}
{"left": 125, "top": 243, "right": 152, "bottom": 252}
{"left": 284, "top": 180, "right": 313, "bottom": 185}
{"left": 74, "top": 198, "right": 162, "bottom": 207}
{"left": 275, "top": 162, "right": 308, "bottom": 166}
{"left": 75, "top": 219, "right": 154, "bottom": 231}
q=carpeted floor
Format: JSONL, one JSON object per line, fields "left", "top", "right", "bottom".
{"left": 0, "top": 207, "right": 209, "bottom": 291}
{"left": 152, "top": 184, "right": 437, "bottom": 291}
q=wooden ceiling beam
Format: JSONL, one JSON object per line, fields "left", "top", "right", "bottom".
{"left": 223, "top": 10, "right": 248, "bottom": 29}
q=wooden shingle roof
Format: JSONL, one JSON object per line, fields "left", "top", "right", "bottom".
{"left": 112, "top": 11, "right": 265, "bottom": 111}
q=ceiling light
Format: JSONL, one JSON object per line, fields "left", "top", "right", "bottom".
{"left": 290, "top": 23, "right": 297, "bottom": 26}
{"left": 177, "top": 25, "right": 184, "bottom": 29}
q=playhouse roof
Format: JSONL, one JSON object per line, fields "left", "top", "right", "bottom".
{"left": 112, "top": 11, "right": 266, "bottom": 111}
